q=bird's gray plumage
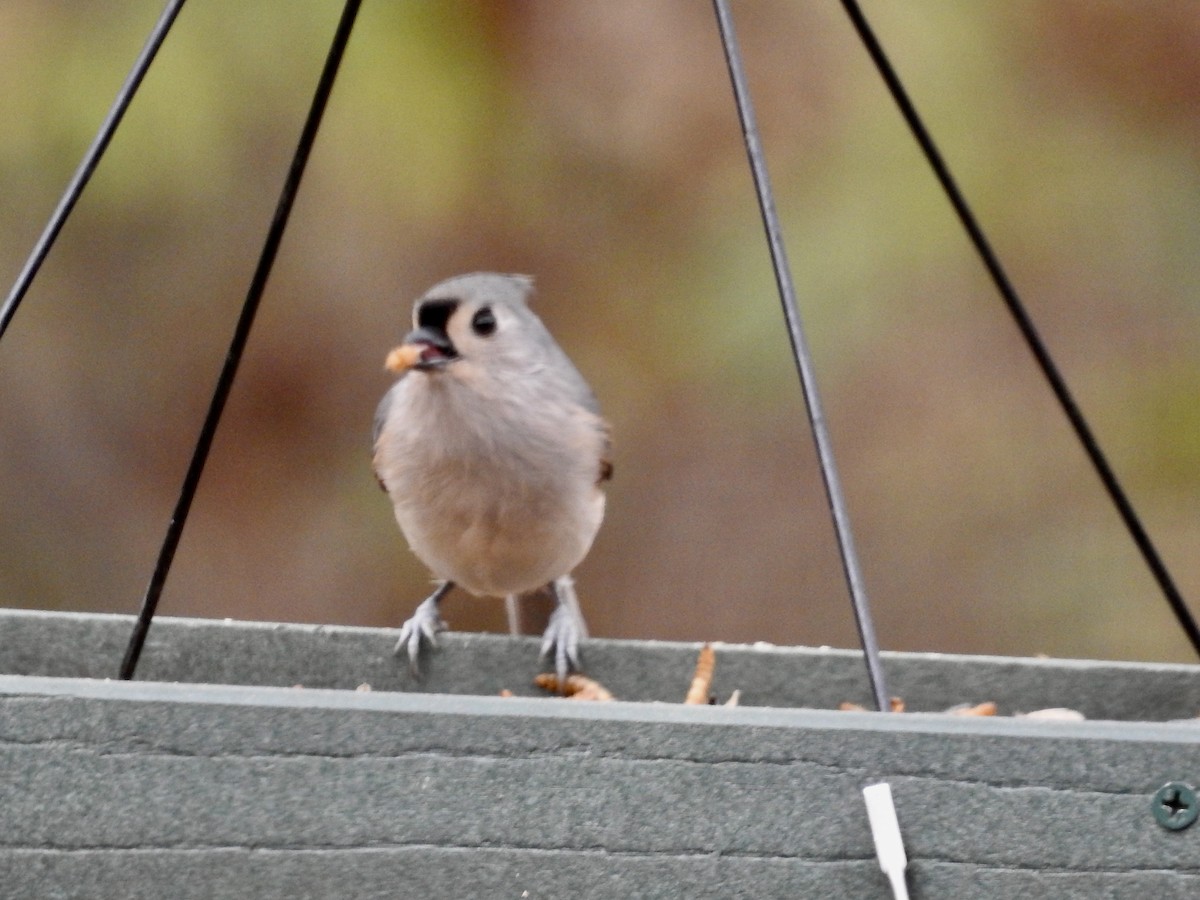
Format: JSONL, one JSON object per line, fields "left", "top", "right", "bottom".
{"left": 372, "top": 382, "right": 399, "bottom": 449}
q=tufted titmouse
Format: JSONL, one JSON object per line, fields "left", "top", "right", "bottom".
{"left": 373, "top": 272, "right": 612, "bottom": 683}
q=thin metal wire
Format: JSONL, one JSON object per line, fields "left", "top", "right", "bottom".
{"left": 712, "top": 0, "right": 890, "bottom": 711}
{"left": 0, "top": 0, "right": 188, "bottom": 343}
{"left": 839, "top": 0, "right": 1200, "bottom": 659}
{"left": 119, "top": 0, "right": 363, "bottom": 679}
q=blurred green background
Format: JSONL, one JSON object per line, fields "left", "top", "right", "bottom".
{"left": 1, "top": 1, "right": 1198, "bottom": 663}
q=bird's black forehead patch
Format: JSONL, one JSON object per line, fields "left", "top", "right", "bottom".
{"left": 416, "top": 298, "right": 458, "bottom": 333}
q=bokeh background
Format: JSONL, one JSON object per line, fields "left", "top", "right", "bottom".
{"left": 2, "top": 1, "right": 1198, "bottom": 663}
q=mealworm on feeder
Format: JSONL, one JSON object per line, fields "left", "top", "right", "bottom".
{"left": 839, "top": 697, "right": 905, "bottom": 712}
{"left": 534, "top": 672, "right": 614, "bottom": 701}
{"left": 684, "top": 643, "right": 715, "bottom": 705}
{"left": 946, "top": 701, "right": 997, "bottom": 717}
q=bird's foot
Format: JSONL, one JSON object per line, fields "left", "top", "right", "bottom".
{"left": 540, "top": 576, "right": 587, "bottom": 686}
{"left": 393, "top": 586, "right": 450, "bottom": 676}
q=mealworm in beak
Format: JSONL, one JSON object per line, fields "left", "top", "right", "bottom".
{"left": 385, "top": 344, "right": 423, "bottom": 374}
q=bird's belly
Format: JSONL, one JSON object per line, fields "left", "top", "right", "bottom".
{"left": 395, "top": 485, "right": 604, "bottom": 597}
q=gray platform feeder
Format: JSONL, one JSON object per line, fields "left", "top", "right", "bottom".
{"left": 2, "top": 608, "right": 1198, "bottom": 899}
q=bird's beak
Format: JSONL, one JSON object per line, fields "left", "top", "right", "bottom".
{"left": 385, "top": 327, "right": 458, "bottom": 374}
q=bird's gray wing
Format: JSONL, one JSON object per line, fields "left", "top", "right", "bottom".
{"left": 530, "top": 317, "right": 601, "bottom": 415}
{"left": 537, "top": 328, "right": 613, "bottom": 482}
{"left": 373, "top": 379, "right": 407, "bottom": 449}
{"left": 371, "top": 381, "right": 404, "bottom": 491}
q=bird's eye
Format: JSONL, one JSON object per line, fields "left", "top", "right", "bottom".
{"left": 471, "top": 307, "right": 497, "bottom": 336}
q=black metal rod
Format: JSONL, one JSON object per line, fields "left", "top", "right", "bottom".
{"left": 119, "top": 0, "right": 363, "bottom": 679}
{"left": 839, "top": 0, "right": 1200, "bottom": 658}
{"left": 0, "top": 0, "right": 188, "bottom": 343}
{"left": 712, "top": 0, "right": 891, "bottom": 711}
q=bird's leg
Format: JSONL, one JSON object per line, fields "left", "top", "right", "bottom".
{"left": 504, "top": 594, "right": 522, "bottom": 635}
{"left": 393, "top": 580, "right": 453, "bottom": 676}
{"left": 540, "top": 575, "right": 588, "bottom": 686}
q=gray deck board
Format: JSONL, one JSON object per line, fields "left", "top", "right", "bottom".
{"left": 1, "top": 610, "right": 1198, "bottom": 898}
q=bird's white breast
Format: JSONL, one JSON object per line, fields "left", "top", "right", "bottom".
{"left": 374, "top": 371, "right": 606, "bottom": 597}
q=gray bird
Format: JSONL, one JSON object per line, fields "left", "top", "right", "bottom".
{"left": 373, "top": 272, "right": 612, "bottom": 683}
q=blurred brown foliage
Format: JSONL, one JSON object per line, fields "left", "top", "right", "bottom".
{"left": 2, "top": 1, "right": 1198, "bottom": 663}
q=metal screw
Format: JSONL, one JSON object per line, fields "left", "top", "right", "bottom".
{"left": 1152, "top": 782, "right": 1199, "bottom": 831}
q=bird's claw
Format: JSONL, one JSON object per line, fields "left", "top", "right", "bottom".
{"left": 393, "top": 595, "right": 447, "bottom": 677}
{"left": 540, "top": 602, "right": 584, "bottom": 686}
